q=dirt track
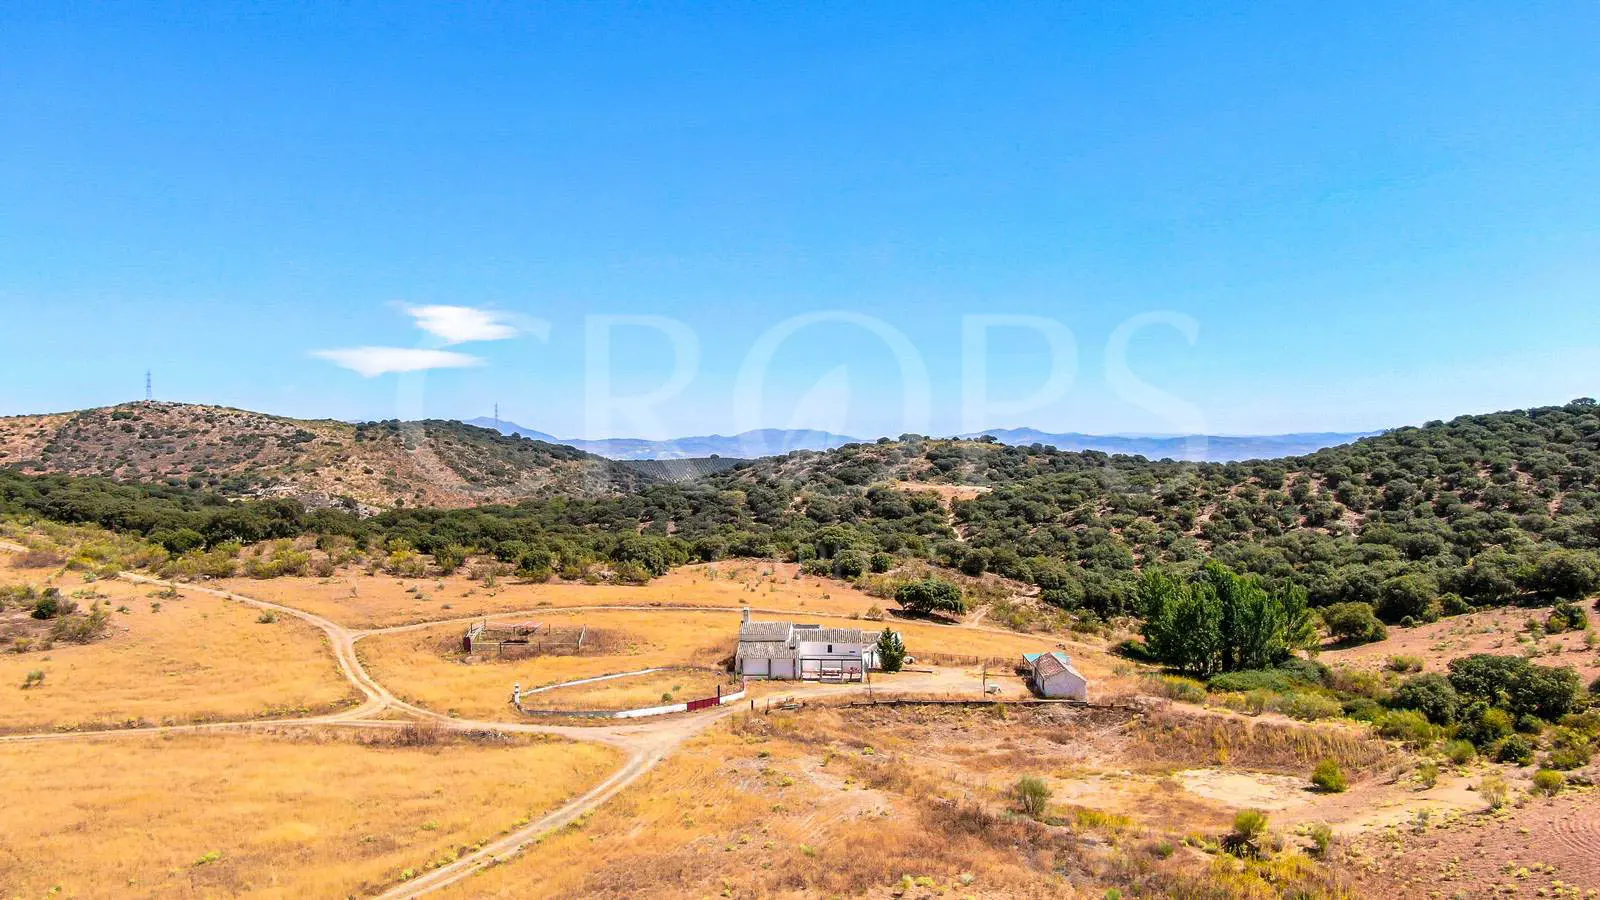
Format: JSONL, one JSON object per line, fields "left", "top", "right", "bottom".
{"left": 0, "top": 542, "right": 1000, "bottom": 898}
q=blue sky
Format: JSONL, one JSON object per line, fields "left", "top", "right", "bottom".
{"left": 2, "top": 2, "right": 1598, "bottom": 439}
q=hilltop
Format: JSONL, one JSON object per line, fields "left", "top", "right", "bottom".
{"left": 0, "top": 402, "right": 643, "bottom": 510}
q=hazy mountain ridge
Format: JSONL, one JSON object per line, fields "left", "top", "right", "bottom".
{"left": 468, "top": 417, "right": 1374, "bottom": 462}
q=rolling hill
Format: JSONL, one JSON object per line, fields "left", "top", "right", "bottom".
{"left": 0, "top": 402, "right": 645, "bottom": 510}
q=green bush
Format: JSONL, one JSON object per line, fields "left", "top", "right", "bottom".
{"left": 1546, "top": 601, "right": 1587, "bottom": 634}
{"left": 1234, "top": 809, "right": 1269, "bottom": 839}
{"left": 1321, "top": 602, "right": 1387, "bottom": 644}
{"left": 1377, "top": 709, "right": 1439, "bottom": 745}
{"left": 1442, "top": 739, "right": 1477, "bottom": 765}
{"left": 1531, "top": 769, "right": 1565, "bottom": 796}
{"left": 1478, "top": 773, "right": 1510, "bottom": 810}
{"left": 895, "top": 577, "right": 966, "bottom": 616}
{"left": 1208, "top": 669, "right": 1308, "bottom": 694}
{"left": 1277, "top": 692, "right": 1343, "bottom": 721}
{"left": 1311, "top": 759, "right": 1348, "bottom": 793}
{"left": 1142, "top": 674, "right": 1206, "bottom": 704}
{"left": 1012, "top": 776, "right": 1051, "bottom": 819}
{"left": 30, "top": 588, "right": 66, "bottom": 620}
{"left": 1386, "top": 655, "right": 1424, "bottom": 674}
{"left": 1390, "top": 673, "right": 1461, "bottom": 725}
{"left": 1458, "top": 703, "right": 1514, "bottom": 747}
{"left": 1342, "top": 697, "right": 1387, "bottom": 722}
{"left": 1493, "top": 734, "right": 1534, "bottom": 765}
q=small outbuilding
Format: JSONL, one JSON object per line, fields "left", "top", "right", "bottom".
{"left": 1023, "top": 651, "right": 1089, "bottom": 700}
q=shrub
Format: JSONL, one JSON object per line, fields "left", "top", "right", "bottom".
{"left": 433, "top": 544, "right": 467, "bottom": 575}
{"left": 1477, "top": 773, "right": 1510, "bottom": 810}
{"left": 30, "top": 588, "right": 66, "bottom": 620}
{"left": 1442, "top": 739, "right": 1477, "bottom": 765}
{"left": 1307, "top": 822, "right": 1334, "bottom": 857}
{"left": 1277, "top": 692, "right": 1343, "bottom": 721}
{"left": 1012, "top": 776, "right": 1050, "bottom": 819}
{"left": 1342, "top": 697, "right": 1386, "bottom": 722}
{"left": 1322, "top": 601, "right": 1388, "bottom": 644}
{"left": 1311, "top": 759, "right": 1348, "bottom": 793}
{"left": 1208, "top": 665, "right": 1325, "bottom": 695}
{"left": 1377, "top": 709, "right": 1438, "bottom": 745}
{"left": 1547, "top": 601, "right": 1586, "bottom": 634}
{"left": 1458, "top": 703, "right": 1514, "bottom": 747}
{"left": 257, "top": 610, "right": 278, "bottom": 624}
{"left": 1143, "top": 674, "right": 1206, "bottom": 704}
{"left": 1224, "top": 809, "right": 1270, "bottom": 857}
{"left": 21, "top": 670, "right": 45, "bottom": 689}
{"left": 1447, "top": 654, "right": 1581, "bottom": 722}
{"left": 1493, "top": 734, "right": 1534, "bottom": 765}
{"left": 1542, "top": 726, "right": 1593, "bottom": 770}
{"left": 895, "top": 577, "right": 966, "bottom": 616}
{"left": 1415, "top": 761, "right": 1439, "bottom": 788}
{"left": 1386, "top": 655, "right": 1424, "bottom": 674}
{"left": 1390, "top": 673, "right": 1461, "bottom": 725}
{"left": 1531, "top": 769, "right": 1565, "bottom": 796}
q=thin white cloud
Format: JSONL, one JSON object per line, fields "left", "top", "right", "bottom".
{"left": 404, "top": 305, "right": 520, "bottom": 344}
{"left": 311, "top": 347, "right": 486, "bottom": 377}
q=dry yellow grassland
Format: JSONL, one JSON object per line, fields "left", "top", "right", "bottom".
{"left": 445, "top": 704, "right": 1372, "bottom": 899}
{"left": 358, "top": 609, "right": 737, "bottom": 719}
{"left": 359, "top": 607, "right": 1116, "bottom": 721}
{"left": 528, "top": 667, "right": 732, "bottom": 710}
{"left": 0, "top": 729, "right": 621, "bottom": 898}
{"left": 216, "top": 561, "right": 885, "bottom": 629}
{"left": 0, "top": 574, "right": 356, "bottom": 733}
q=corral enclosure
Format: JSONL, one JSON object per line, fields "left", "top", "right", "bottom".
{"left": 462, "top": 620, "right": 627, "bottom": 661}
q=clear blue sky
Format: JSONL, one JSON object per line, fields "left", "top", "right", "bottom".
{"left": 3, "top": 2, "right": 1598, "bottom": 439}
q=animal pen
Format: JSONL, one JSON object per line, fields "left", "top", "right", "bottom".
{"left": 463, "top": 620, "right": 595, "bottom": 660}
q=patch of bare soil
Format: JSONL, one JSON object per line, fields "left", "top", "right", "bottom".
{"left": 1337, "top": 788, "right": 1600, "bottom": 897}
{"left": 1322, "top": 605, "right": 1600, "bottom": 683}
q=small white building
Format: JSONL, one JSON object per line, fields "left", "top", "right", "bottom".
{"left": 735, "top": 609, "right": 885, "bottom": 682}
{"left": 1023, "top": 651, "right": 1089, "bottom": 700}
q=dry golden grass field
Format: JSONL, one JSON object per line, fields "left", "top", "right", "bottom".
{"left": 439, "top": 703, "right": 1408, "bottom": 899}
{"left": 526, "top": 667, "right": 733, "bottom": 711}
{"left": 216, "top": 561, "right": 884, "bottom": 630}
{"left": 357, "top": 606, "right": 1120, "bottom": 721}
{"left": 0, "top": 728, "right": 620, "bottom": 899}
{"left": 0, "top": 571, "right": 356, "bottom": 734}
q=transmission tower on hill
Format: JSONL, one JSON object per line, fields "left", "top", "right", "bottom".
{"left": 145, "top": 370, "right": 153, "bottom": 402}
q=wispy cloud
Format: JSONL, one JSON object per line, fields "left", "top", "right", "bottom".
{"left": 311, "top": 347, "right": 486, "bottom": 377}
{"left": 404, "top": 305, "right": 520, "bottom": 344}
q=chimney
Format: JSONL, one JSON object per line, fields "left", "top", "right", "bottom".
{"left": 741, "top": 607, "right": 751, "bottom": 624}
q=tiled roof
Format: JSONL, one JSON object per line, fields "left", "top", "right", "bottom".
{"left": 737, "top": 642, "right": 798, "bottom": 659}
{"left": 738, "top": 621, "right": 792, "bottom": 642}
{"left": 795, "top": 627, "right": 872, "bottom": 644}
{"left": 1027, "top": 651, "right": 1079, "bottom": 678}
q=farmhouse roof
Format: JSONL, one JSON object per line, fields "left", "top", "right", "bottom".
{"left": 737, "top": 642, "right": 799, "bottom": 660}
{"left": 797, "top": 627, "right": 872, "bottom": 644}
{"left": 1025, "top": 651, "right": 1078, "bottom": 678}
{"left": 739, "top": 621, "right": 792, "bottom": 642}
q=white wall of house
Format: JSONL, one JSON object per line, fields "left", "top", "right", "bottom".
{"left": 1036, "top": 668, "right": 1089, "bottom": 700}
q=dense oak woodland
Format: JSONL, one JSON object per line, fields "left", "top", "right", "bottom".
{"left": 4, "top": 400, "right": 1600, "bottom": 622}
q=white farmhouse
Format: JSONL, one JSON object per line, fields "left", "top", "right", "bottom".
{"left": 1023, "top": 651, "right": 1089, "bottom": 700}
{"left": 735, "top": 609, "right": 885, "bottom": 682}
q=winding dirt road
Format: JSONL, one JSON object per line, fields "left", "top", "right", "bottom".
{"left": 0, "top": 543, "right": 969, "bottom": 898}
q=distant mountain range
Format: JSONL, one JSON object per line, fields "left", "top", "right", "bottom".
{"left": 462, "top": 418, "right": 861, "bottom": 460}
{"left": 957, "top": 428, "right": 1379, "bottom": 462}
{"left": 466, "top": 417, "right": 1376, "bottom": 462}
